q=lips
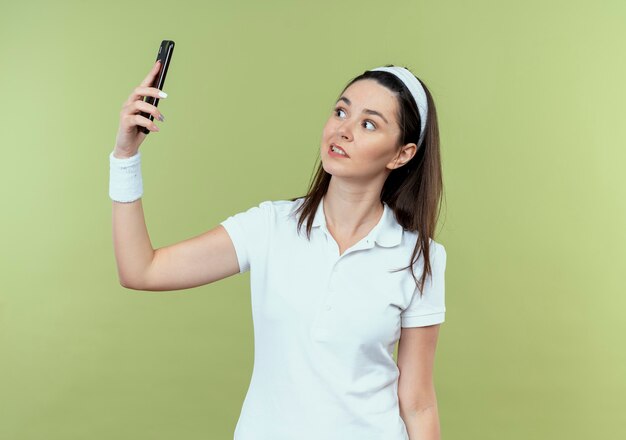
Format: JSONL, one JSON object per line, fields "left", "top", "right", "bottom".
{"left": 330, "top": 143, "right": 350, "bottom": 157}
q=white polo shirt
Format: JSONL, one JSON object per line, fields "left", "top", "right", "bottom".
{"left": 220, "top": 195, "right": 446, "bottom": 440}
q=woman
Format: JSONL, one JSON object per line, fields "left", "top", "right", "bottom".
{"left": 110, "top": 62, "right": 447, "bottom": 440}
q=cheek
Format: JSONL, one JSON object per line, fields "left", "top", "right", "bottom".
{"left": 321, "top": 120, "right": 334, "bottom": 137}
{"left": 358, "top": 143, "right": 396, "bottom": 166}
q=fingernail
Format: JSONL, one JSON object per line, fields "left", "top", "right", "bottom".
{"left": 158, "top": 91, "right": 167, "bottom": 98}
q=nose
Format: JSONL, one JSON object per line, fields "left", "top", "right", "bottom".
{"left": 337, "top": 121, "right": 353, "bottom": 142}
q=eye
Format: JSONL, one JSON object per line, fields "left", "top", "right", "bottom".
{"left": 334, "top": 107, "right": 377, "bottom": 131}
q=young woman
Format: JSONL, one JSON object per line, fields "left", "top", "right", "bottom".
{"left": 110, "top": 62, "right": 447, "bottom": 440}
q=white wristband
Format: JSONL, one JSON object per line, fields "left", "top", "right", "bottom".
{"left": 109, "top": 150, "right": 143, "bottom": 203}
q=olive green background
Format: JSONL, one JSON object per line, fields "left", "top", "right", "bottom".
{"left": 1, "top": 0, "right": 624, "bottom": 438}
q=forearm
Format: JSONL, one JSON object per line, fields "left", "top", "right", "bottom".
{"left": 400, "top": 404, "right": 440, "bottom": 440}
{"left": 112, "top": 198, "right": 155, "bottom": 287}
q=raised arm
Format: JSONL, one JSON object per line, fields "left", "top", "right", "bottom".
{"left": 110, "top": 60, "right": 240, "bottom": 291}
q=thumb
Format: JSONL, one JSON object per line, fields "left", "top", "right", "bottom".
{"left": 140, "top": 60, "right": 161, "bottom": 87}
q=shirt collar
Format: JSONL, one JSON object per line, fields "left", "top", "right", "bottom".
{"left": 311, "top": 195, "right": 403, "bottom": 248}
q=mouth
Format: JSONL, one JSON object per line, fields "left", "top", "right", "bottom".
{"left": 329, "top": 143, "right": 350, "bottom": 158}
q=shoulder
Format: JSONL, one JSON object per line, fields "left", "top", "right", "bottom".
{"left": 245, "top": 198, "right": 299, "bottom": 210}
{"left": 257, "top": 198, "right": 302, "bottom": 212}
{"left": 250, "top": 198, "right": 304, "bottom": 223}
{"left": 271, "top": 197, "right": 306, "bottom": 215}
{"left": 400, "top": 230, "right": 446, "bottom": 262}
{"left": 401, "top": 229, "right": 445, "bottom": 249}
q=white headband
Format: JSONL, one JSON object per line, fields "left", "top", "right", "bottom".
{"left": 370, "top": 66, "right": 428, "bottom": 147}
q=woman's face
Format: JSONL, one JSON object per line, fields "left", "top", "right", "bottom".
{"left": 320, "top": 79, "right": 410, "bottom": 179}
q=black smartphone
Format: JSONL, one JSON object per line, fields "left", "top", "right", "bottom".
{"left": 139, "top": 40, "right": 175, "bottom": 134}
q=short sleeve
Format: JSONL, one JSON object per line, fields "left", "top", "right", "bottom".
{"left": 400, "top": 243, "right": 447, "bottom": 327}
{"left": 219, "top": 200, "right": 273, "bottom": 274}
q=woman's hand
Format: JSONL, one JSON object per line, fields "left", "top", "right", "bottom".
{"left": 113, "top": 60, "right": 167, "bottom": 158}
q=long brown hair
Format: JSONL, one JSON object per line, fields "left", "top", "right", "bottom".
{"left": 289, "top": 64, "right": 445, "bottom": 295}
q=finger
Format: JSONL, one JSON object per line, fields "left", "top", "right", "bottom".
{"left": 123, "top": 84, "right": 165, "bottom": 107}
{"left": 131, "top": 100, "right": 165, "bottom": 121}
{"left": 140, "top": 60, "right": 162, "bottom": 88}
{"left": 133, "top": 114, "right": 160, "bottom": 132}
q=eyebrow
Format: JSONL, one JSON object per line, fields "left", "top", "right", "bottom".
{"left": 336, "top": 96, "right": 389, "bottom": 124}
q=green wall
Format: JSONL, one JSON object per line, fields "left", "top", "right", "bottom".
{"left": 1, "top": 0, "right": 624, "bottom": 438}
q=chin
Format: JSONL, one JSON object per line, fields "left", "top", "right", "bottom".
{"left": 321, "top": 159, "right": 332, "bottom": 174}
{"left": 321, "top": 157, "right": 338, "bottom": 176}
